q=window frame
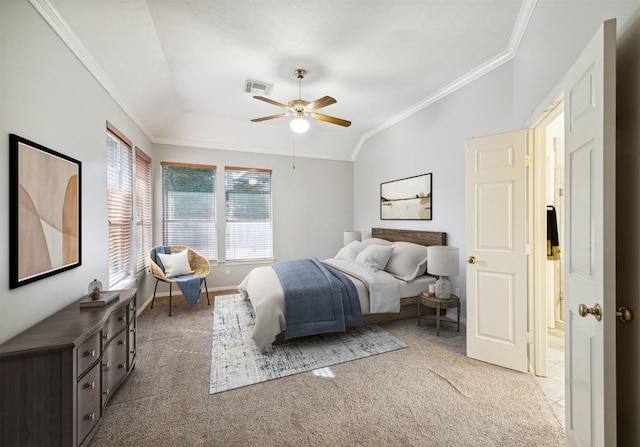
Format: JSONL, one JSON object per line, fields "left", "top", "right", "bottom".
{"left": 224, "top": 166, "right": 273, "bottom": 263}
{"left": 135, "top": 147, "right": 152, "bottom": 274}
{"left": 161, "top": 161, "right": 218, "bottom": 262}
{"left": 106, "top": 122, "right": 134, "bottom": 287}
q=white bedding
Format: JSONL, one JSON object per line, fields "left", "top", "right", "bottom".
{"left": 237, "top": 258, "right": 436, "bottom": 352}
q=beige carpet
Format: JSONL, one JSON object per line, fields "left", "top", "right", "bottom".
{"left": 88, "top": 293, "right": 564, "bottom": 447}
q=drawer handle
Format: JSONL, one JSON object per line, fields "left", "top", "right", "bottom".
{"left": 86, "top": 349, "right": 96, "bottom": 358}
{"left": 130, "top": 328, "right": 136, "bottom": 334}
{"left": 103, "top": 361, "right": 110, "bottom": 368}
{"left": 130, "top": 348, "right": 136, "bottom": 355}
{"left": 130, "top": 306, "right": 136, "bottom": 312}
{"left": 87, "top": 412, "right": 96, "bottom": 421}
{"left": 118, "top": 339, "right": 127, "bottom": 346}
{"left": 119, "top": 363, "right": 126, "bottom": 369}
{"left": 103, "top": 333, "right": 110, "bottom": 341}
{"left": 103, "top": 388, "right": 110, "bottom": 396}
{"left": 86, "top": 381, "right": 96, "bottom": 390}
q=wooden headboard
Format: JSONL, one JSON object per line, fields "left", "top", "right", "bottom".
{"left": 372, "top": 228, "right": 446, "bottom": 246}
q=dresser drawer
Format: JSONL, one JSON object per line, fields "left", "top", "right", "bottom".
{"left": 103, "top": 306, "right": 127, "bottom": 342}
{"left": 128, "top": 299, "right": 136, "bottom": 322}
{"left": 102, "top": 351, "right": 127, "bottom": 407}
{"left": 77, "top": 392, "right": 101, "bottom": 444}
{"left": 77, "top": 362, "right": 101, "bottom": 411}
{"left": 76, "top": 332, "right": 101, "bottom": 377}
{"left": 128, "top": 319, "right": 136, "bottom": 368}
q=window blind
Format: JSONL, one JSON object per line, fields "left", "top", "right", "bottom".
{"left": 162, "top": 162, "right": 217, "bottom": 261}
{"left": 107, "top": 126, "right": 133, "bottom": 286}
{"left": 225, "top": 167, "right": 273, "bottom": 261}
{"left": 135, "top": 148, "right": 152, "bottom": 273}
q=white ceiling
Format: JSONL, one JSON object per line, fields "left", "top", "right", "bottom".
{"left": 40, "top": 0, "right": 533, "bottom": 160}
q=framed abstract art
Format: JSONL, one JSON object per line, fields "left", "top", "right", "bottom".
{"left": 380, "top": 173, "right": 432, "bottom": 220}
{"left": 9, "top": 134, "right": 81, "bottom": 288}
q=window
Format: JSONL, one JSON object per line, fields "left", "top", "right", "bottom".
{"left": 135, "top": 148, "right": 152, "bottom": 273}
{"left": 162, "top": 162, "right": 217, "bottom": 261}
{"left": 107, "top": 124, "right": 133, "bottom": 286}
{"left": 225, "top": 166, "right": 272, "bottom": 261}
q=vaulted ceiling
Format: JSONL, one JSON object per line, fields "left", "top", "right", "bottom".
{"left": 39, "top": 0, "right": 534, "bottom": 160}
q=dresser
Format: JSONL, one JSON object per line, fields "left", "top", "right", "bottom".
{"left": 0, "top": 289, "right": 137, "bottom": 447}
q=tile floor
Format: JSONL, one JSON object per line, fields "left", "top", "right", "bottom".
{"left": 536, "top": 326, "right": 565, "bottom": 428}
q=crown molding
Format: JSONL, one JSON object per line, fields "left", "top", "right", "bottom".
{"left": 29, "top": 0, "right": 155, "bottom": 143}
{"left": 30, "top": 0, "right": 537, "bottom": 163}
{"left": 152, "top": 137, "right": 353, "bottom": 162}
{"left": 351, "top": 0, "right": 538, "bottom": 160}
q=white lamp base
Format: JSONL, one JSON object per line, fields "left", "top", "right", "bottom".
{"left": 435, "top": 276, "right": 451, "bottom": 299}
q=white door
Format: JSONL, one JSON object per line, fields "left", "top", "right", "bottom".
{"left": 465, "top": 129, "right": 528, "bottom": 372}
{"left": 563, "top": 19, "right": 617, "bottom": 447}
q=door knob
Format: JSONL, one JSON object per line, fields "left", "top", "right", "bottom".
{"left": 468, "top": 256, "right": 477, "bottom": 264}
{"left": 578, "top": 303, "right": 602, "bottom": 321}
{"left": 616, "top": 306, "right": 634, "bottom": 322}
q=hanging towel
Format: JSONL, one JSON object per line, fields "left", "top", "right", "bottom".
{"left": 547, "top": 206, "right": 561, "bottom": 261}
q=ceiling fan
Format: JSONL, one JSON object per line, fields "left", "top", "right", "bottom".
{"left": 251, "top": 69, "right": 351, "bottom": 133}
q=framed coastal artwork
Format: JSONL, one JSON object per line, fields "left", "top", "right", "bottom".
{"left": 380, "top": 173, "right": 432, "bottom": 220}
{"left": 9, "top": 134, "right": 81, "bottom": 288}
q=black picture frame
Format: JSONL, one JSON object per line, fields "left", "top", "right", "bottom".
{"left": 380, "top": 173, "right": 432, "bottom": 220}
{"left": 9, "top": 134, "right": 82, "bottom": 289}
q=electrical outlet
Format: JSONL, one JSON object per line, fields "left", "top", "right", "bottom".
{"left": 454, "top": 288, "right": 461, "bottom": 296}
{"left": 225, "top": 267, "right": 231, "bottom": 275}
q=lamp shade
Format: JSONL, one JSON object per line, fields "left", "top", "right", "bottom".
{"left": 343, "top": 231, "right": 362, "bottom": 246}
{"left": 427, "top": 246, "right": 459, "bottom": 276}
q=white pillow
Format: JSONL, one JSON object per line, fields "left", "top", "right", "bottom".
{"left": 158, "top": 249, "right": 193, "bottom": 277}
{"left": 385, "top": 241, "right": 430, "bottom": 281}
{"left": 334, "top": 240, "right": 366, "bottom": 261}
{"left": 361, "top": 237, "right": 393, "bottom": 246}
{"left": 355, "top": 244, "right": 394, "bottom": 271}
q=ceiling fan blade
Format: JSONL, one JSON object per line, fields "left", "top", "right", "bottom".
{"left": 312, "top": 113, "right": 352, "bottom": 127}
{"left": 305, "top": 96, "right": 337, "bottom": 111}
{"left": 253, "top": 96, "right": 288, "bottom": 109}
{"left": 251, "top": 113, "right": 287, "bottom": 122}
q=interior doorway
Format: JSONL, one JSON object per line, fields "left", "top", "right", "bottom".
{"left": 532, "top": 96, "right": 566, "bottom": 427}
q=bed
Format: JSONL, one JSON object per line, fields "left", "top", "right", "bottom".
{"left": 238, "top": 228, "right": 447, "bottom": 352}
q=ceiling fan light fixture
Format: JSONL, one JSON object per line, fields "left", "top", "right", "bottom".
{"left": 290, "top": 116, "right": 310, "bottom": 133}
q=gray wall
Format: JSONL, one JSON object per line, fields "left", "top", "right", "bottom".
{"left": 0, "top": 1, "right": 353, "bottom": 342}
{"left": 354, "top": 1, "right": 640, "bottom": 324}
{"left": 353, "top": 62, "right": 515, "bottom": 322}
{"left": 151, "top": 144, "right": 353, "bottom": 301}
{"left": 0, "top": 0, "right": 153, "bottom": 343}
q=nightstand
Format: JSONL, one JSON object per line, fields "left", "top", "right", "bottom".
{"left": 417, "top": 292, "right": 460, "bottom": 336}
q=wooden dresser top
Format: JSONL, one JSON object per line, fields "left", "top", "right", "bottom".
{"left": 0, "top": 289, "right": 136, "bottom": 358}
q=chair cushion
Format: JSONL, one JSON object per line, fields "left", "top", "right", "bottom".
{"left": 158, "top": 249, "right": 194, "bottom": 277}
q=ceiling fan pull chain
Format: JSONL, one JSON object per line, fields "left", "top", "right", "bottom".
{"left": 291, "top": 135, "right": 296, "bottom": 170}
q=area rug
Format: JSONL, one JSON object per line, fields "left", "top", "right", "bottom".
{"left": 210, "top": 294, "right": 407, "bottom": 394}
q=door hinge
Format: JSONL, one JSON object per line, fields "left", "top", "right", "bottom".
{"left": 525, "top": 155, "right": 533, "bottom": 166}
{"left": 526, "top": 244, "right": 533, "bottom": 255}
{"left": 527, "top": 332, "right": 534, "bottom": 343}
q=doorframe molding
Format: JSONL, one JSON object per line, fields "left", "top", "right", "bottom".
{"left": 529, "top": 94, "right": 564, "bottom": 377}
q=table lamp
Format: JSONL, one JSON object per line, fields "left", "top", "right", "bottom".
{"left": 427, "top": 246, "right": 459, "bottom": 298}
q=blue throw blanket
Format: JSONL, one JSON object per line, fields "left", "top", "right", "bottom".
{"left": 151, "top": 246, "right": 202, "bottom": 308}
{"left": 272, "top": 257, "right": 363, "bottom": 339}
